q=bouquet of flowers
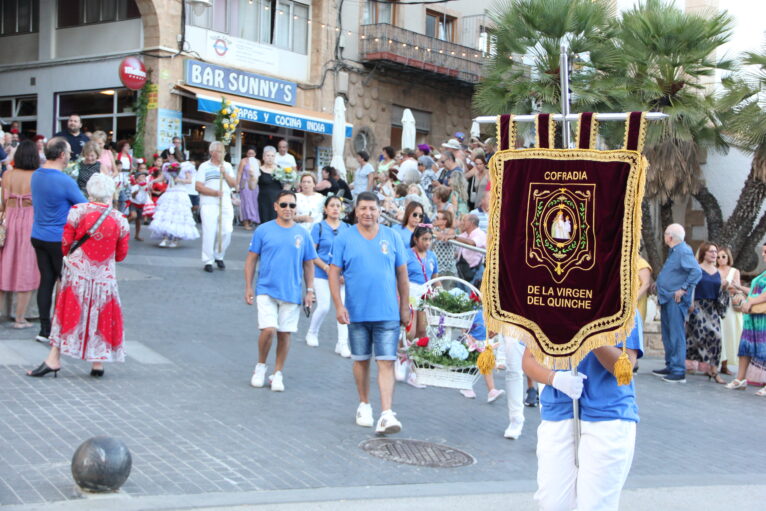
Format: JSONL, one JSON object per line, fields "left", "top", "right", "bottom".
{"left": 64, "top": 158, "right": 81, "bottom": 179}
{"left": 407, "top": 327, "right": 494, "bottom": 369}
{"left": 421, "top": 287, "right": 482, "bottom": 329}
{"left": 273, "top": 165, "right": 299, "bottom": 187}
{"left": 214, "top": 97, "right": 240, "bottom": 145}
{"left": 163, "top": 161, "right": 181, "bottom": 178}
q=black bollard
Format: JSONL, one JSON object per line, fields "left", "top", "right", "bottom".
{"left": 71, "top": 436, "right": 132, "bottom": 492}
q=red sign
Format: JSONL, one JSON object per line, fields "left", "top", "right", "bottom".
{"left": 119, "top": 56, "right": 147, "bottom": 90}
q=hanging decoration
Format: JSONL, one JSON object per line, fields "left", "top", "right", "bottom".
{"left": 214, "top": 97, "right": 240, "bottom": 145}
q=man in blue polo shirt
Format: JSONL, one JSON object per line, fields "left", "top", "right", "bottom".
{"left": 522, "top": 315, "right": 643, "bottom": 511}
{"left": 30, "top": 137, "right": 87, "bottom": 342}
{"left": 244, "top": 190, "right": 317, "bottom": 392}
{"left": 329, "top": 192, "right": 410, "bottom": 435}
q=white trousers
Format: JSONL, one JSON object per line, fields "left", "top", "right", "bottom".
{"left": 307, "top": 278, "right": 348, "bottom": 344}
{"left": 504, "top": 337, "right": 525, "bottom": 426}
{"left": 200, "top": 204, "right": 233, "bottom": 264}
{"left": 535, "top": 419, "right": 636, "bottom": 511}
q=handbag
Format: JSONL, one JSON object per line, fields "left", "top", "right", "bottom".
{"left": 715, "top": 291, "right": 729, "bottom": 318}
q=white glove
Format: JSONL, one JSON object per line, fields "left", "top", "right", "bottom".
{"left": 552, "top": 372, "right": 587, "bottom": 400}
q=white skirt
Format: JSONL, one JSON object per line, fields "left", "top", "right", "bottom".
{"left": 149, "top": 189, "right": 200, "bottom": 240}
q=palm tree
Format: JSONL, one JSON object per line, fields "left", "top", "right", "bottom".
{"left": 612, "top": 0, "right": 733, "bottom": 270}
{"left": 474, "top": 0, "right": 619, "bottom": 134}
{"left": 712, "top": 48, "right": 766, "bottom": 269}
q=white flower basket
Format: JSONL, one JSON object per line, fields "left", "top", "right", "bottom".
{"left": 424, "top": 306, "right": 477, "bottom": 329}
{"left": 421, "top": 276, "right": 481, "bottom": 330}
{"left": 411, "top": 359, "right": 480, "bottom": 390}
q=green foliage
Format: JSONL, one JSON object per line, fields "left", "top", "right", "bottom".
{"left": 408, "top": 348, "right": 479, "bottom": 369}
{"left": 421, "top": 290, "right": 481, "bottom": 314}
{"left": 132, "top": 80, "right": 151, "bottom": 159}
{"left": 717, "top": 47, "right": 766, "bottom": 160}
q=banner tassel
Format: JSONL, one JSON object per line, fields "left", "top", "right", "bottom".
{"left": 477, "top": 344, "right": 496, "bottom": 376}
{"left": 614, "top": 343, "right": 633, "bottom": 386}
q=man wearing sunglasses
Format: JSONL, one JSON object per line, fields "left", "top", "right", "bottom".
{"left": 245, "top": 190, "right": 317, "bottom": 392}
{"left": 329, "top": 192, "right": 411, "bottom": 434}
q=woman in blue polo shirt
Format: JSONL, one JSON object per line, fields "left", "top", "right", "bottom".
{"left": 393, "top": 201, "right": 425, "bottom": 248}
{"left": 306, "top": 196, "right": 351, "bottom": 357}
{"left": 406, "top": 225, "right": 439, "bottom": 340}
{"left": 522, "top": 315, "right": 643, "bottom": 511}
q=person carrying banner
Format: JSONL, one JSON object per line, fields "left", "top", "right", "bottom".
{"left": 522, "top": 315, "right": 643, "bottom": 511}
{"left": 195, "top": 141, "right": 237, "bottom": 273}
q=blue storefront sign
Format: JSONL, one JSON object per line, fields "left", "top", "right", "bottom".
{"left": 196, "top": 95, "right": 353, "bottom": 138}
{"left": 185, "top": 59, "right": 296, "bottom": 107}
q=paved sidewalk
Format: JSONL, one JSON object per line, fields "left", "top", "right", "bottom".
{"left": 1, "top": 227, "right": 765, "bottom": 508}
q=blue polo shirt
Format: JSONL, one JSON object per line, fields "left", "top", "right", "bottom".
{"left": 249, "top": 220, "right": 317, "bottom": 304}
{"left": 311, "top": 220, "right": 350, "bottom": 280}
{"left": 331, "top": 225, "right": 407, "bottom": 322}
{"left": 30, "top": 167, "right": 87, "bottom": 242}
{"left": 540, "top": 314, "right": 644, "bottom": 423}
{"left": 406, "top": 248, "right": 438, "bottom": 284}
{"left": 392, "top": 224, "right": 414, "bottom": 247}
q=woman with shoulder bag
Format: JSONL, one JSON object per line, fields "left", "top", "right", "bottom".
{"left": 717, "top": 246, "right": 743, "bottom": 375}
{"left": 27, "top": 173, "right": 130, "bottom": 378}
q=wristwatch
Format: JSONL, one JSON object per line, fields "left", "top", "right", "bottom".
{"left": 306, "top": 288, "right": 315, "bottom": 293}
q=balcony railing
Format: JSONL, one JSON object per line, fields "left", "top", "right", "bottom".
{"left": 359, "top": 24, "right": 487, "bottom": 84}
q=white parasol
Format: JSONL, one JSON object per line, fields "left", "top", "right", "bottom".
{"left": 330, "top": 96, "right": 347, "bottom": 176}
{"left": 401, "top": 108, "right": 416, "bottom": 150}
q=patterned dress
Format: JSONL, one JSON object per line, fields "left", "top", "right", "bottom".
{"left": 49, "top": 203, "right": 129, "bottom": 362}
{"left": 740, "top": 271, "right": 766, "bottom": 384}
{"left": 685, "top": 269, "right": 722, "bottom": 372}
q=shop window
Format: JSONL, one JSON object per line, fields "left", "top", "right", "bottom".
{"left": 1, "top": 0, "right": 39, "bottom": 36}
{"left": 363, "top": 0, "right": 393, "bottom": 25}
{"left": 0, "top": 95, "right": 37, "bottom": 138}
{"left": 425, "top": 10, "right": 456, "bottom": 42}
{"left": 58, "top": 0, "right": 140, "bottom": 28}
{"left": 57, "top": 88, "right": 136, "bottom": 144}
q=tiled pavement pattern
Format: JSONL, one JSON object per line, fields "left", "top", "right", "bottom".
{"left": 1, "top": 228, "right": 765, "bottom": 506}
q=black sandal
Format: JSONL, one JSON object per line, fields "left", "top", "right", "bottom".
{"left": 90, "top": 368, "right": 105, "bottom": 378}
{"left": 27, "top": 362, "right": 60, "bottom": 378}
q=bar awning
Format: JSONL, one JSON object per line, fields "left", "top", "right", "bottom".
{"left": 177, "top": 85, "right": 353, "bottom": 138}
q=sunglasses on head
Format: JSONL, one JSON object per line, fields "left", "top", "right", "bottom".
{"left": 278, "top": 202, "right": 297, "bottom": 209}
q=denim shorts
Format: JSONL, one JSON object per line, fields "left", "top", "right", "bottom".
{"left": 347, "top": 320, "right": 401, "bottom": 361}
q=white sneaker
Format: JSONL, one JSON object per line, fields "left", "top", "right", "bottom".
{"left": 460, "top": 389, "right": 476, "bottom": 399}
{"left": 305, "top": 332, "right": 319, "bottom": 347}
{"left": 168, "top": 240, "right": 178, "bottom": 248}
{"left": 336, "top": 341, "right": 351, "bottom": 358}
{"left": 270, "top": 371, "right": 285, "bottom": 392}
{"left": 487, "top": 389, "right": 506, "bottom": 403}
{"left": 504, "top": 419, "right": 523, "bottom": 440}
{"left": 159, "top": 239, "right": 168, "bottom": 247}
{"left": 375, "top": 410, "right": 402, "bottom": 435}
{"left": 394, "top": 359, "right": 407, "bottom": 382}
{"left": 250, "top": 363, "right": 267, "bottom": 387}
{"left": 356, "top": 402, "right": 373, "bottom": 427}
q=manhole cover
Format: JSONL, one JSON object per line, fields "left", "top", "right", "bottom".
{"left": 359, "top": 438, "right": 475, "bottom": 468}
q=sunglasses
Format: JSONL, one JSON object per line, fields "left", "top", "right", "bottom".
{"left": 412, "top": 212, "right": 423, "bottom": 218}
{"left": 278, "top": 202, "right": 297, "bottom": 209}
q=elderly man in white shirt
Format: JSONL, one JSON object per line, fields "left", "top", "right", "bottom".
{"left": 397, "top": 148, "right": 421, "bottom": 185}
{"left": 275, "top": 139, "right": 298, "bottom": 171}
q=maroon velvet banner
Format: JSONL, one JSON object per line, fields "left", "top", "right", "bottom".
{"left": 484, "top": 148, "right": 645, "bottom": 364}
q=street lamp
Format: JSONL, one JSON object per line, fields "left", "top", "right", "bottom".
{"left": 188, "top": 0, "right": 213, "bottom": 16}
